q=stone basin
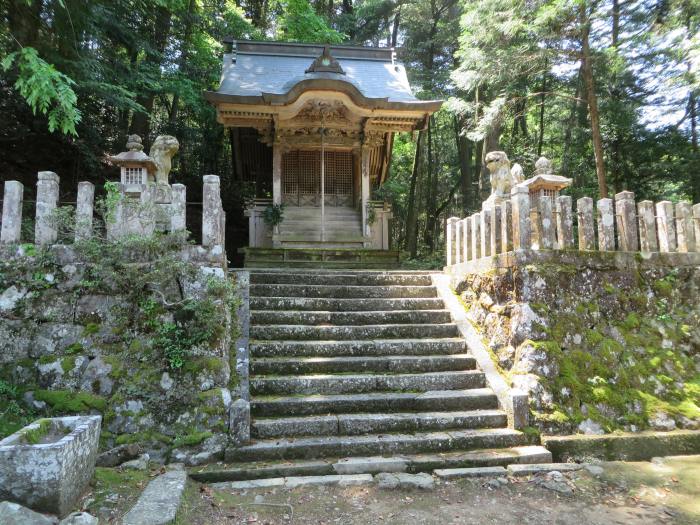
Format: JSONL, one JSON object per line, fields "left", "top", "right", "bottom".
{"left": 0, "top": 415, "right": 101, "bottom": 517}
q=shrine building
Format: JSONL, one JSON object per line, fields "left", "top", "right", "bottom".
{"left": 205, "top": 40, "right": 441, "bottom": 266}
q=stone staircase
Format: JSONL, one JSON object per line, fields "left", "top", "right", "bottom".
{"left": 278, "top": 206, "right": 365, "bottom": 248}
{"left": 218, "top": 270, "right": 550, "bottom": 479}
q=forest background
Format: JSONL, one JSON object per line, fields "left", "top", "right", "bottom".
{"left": 1, "top": 0, "right": 698, "bottom": 264}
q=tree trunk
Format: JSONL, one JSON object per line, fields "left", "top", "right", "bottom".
{"left": 391, "top": 8, "right": 401, "bottom": 47}
{"left": 424, "top": 117, "right": 437, "bottom": 251}
{"left": 454, "top": 115, "right": 473, "bottom": 214}
{"left": 169, "top": 0, "right": 197, "bottom": 127}
{"left": 561, "top": 66, "right": 582, "bottom": 180}
{"left": 691, "top": 90, "right": 700, "bottom": 202}
{"left": 405, "top": 130, "right": 424, "bottom": 257}
{"left": 580, "top": 4, "right": 608, "bottom": 198}
{"left": 480, "top": 122, "right": 500, "bottom": 201}
{"left": 538, "top": 69, "right": 547, "bottom": 156}
{"left": 129, "top": 6, "right": 172, "bottom": 142}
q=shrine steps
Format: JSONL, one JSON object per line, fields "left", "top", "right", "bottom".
{"left": 223, "top": 270, "right": 550, "bottom": 473}
{"left": 242, "top": 247, "right": 400, "bottom": 268}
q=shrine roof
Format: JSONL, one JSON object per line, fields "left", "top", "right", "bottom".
{"left": 205, "top": 40, "right": 441, "bottom": 112}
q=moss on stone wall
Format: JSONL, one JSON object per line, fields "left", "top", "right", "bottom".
{"left": 456, "top": 260, "right": 700, "bottom": 435}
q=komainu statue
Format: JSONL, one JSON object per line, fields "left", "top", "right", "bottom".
{"left": 149, "top": 135, "right": 180, "bottom": 184}
{"left": 484, "top": 151, "right": 522, "bottom": 206}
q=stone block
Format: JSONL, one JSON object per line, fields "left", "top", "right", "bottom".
{"left": 0, "top": 501, "right": 57, "bottom": 525}
{"left": 230, "top": 398, "right": 251, "bottom": 446}
{"left": 577, "top": 197, "right": 595, "bottom": 250}
{"left": 170, "top": 183, "right": 186, "bottom": 232}
{"left": 375, "top": 472, "right": 434, "bottom": 490}
{"left": 333, "top": 456, "right": 408, "bottom": 475}
{"left": 122, "top": 469, "right": 187, "bottom": 525}
{"left": 75, "top": 182, "right": 94, "bottom": 241}
{"left": 471, "top": 213, "right": 481, "bottom": 260}
{"left": 637, "top": 200, "right": 658, "bottom": 252}
{"left": 454, "top": 219, "right": 462, "bottom": 264}
{"left": 556, "top": 196, "right": 573, "bottom": 249}
{"left": 510, "top": 185, "right": 530, "bottom": 250}
{"left": 0, "top": 415, "right": 101, "bottom": 517}
{"left": 675, "top": 202, "right": 695, "bottom": 253}
{"left": 445, "top": 217, "right": 457, "bottom": 266}
{"left": 537, "top": 195, "right": 555, "bottom": 249}
{"left": 500, "top": 200, "right": 513, "bottom": 253}
{"left": 462, "top": 217, "right": 471, "bottom": 262}
{"left": 202, "top": 175, "right": 224, "bottom": 248}
{"left": 656, "top": 200, "right": 676, "bottom": 252}
{"left": 434, "top": 466, "right": 507, "bottom": 479}
{"left": 35, "top": 171, "right": 60, "bottom": 245}
{"left": 596, "top": 198, "right": 615, "bottom": 251}
{"left": 507, "top": 463, "right": 583, "bottom": 476}
{"left": 615, "top": 191, "right": 638, "bottom": 252}
{"left": 1, "top": 180, "right": 24, "bottom": 244}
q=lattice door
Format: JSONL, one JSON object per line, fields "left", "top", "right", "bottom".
{"left": 282, "top": 150, "right": 353, "bottom": 207}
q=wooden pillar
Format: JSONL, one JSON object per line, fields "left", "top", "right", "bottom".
{"left": 361, "top": 146, "right": 371, "bottom": 239}
{"left": 272, "top": 144, "right": 282, "bottom": 206}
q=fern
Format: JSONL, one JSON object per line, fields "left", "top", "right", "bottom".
{"left": 2, "top": 47, "right": 81, "bottom": 136}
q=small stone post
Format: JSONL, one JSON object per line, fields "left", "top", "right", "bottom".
{"left": 35, "top": 171, "right": 60, "bottom": 245}
{"left": 490, "top": 205, "right": 502, "bottom": 255}
{"left": 501, "top": 200, "right": 513, "bottom": 253}
{"left": 202, "top": 175, "right": 223, "bottom": 248}
{"left": 556, "top": 195, "right": 574, "bottom": 249}
{"left": 693, "top": 204, "right": 700, "bottom": 251}
{"left": 596, "top": 198, "right": 615, "bottom": 251}
{"left": 637, "top": 200, "right": 658, "bottom": 252}
{"left": 74, "top": 182, "right": 95, "bottom": 241}
{"left": 577, "top": 197, "right": 595, "bottom": 250}
{"left": 446, "top": 217, "right": 457, "bottom": 266}
{"left": 462, "top": 217, "right": 471, "bottom": 262}
{"left": 1, "top": 181, "right": 24, "bottom": 244}
{"left": 454, "top": 219, "right": 462, "bottom": 264}
{"left": 171, "top": 183, "right": 187, "bottom": 232}
{"left": 615, "top": 191, "right": 639, "bottom": 252}
{"left": 471, "top": 213, "right": 481, "bottom": 260}
{"left": 511, "top": 185, "right": 530, "bottom": 250}
{"left": 675, "top": 202, "right": 695, "bottom": 253}
{"left": 537, "top": 196, "right": 556, "bottom": 249}
{"left": 481, "top": 206, "right": 492, "bottom": 257}
{"left": 656, "top": 201, "right": 676, "bottom": 253}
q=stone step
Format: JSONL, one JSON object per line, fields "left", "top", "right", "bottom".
{"left": 249, "top": 297, "right": 446, "bottom": 312}
{"left": 250, "top": 370, "right": 485, "bottom": 396}
{"left": 251, "top": 309, "right": 452, "bottom": 326}
{"left": 250, "top": 338, "right": 467, "bottom": 358}
{"left": 252, "top": 389, "right": 499, "bottom": 417}
{"left": 250, "top": 283, "right": 437, "bottom": 299}
{"left": 251, "top": 409, "right": 508, "bottom": 439}
{"left": 250, "top": 354, "right": 476, "bottom": 375}
{"left": 249, "top": 272, "right": 434, "bottom": 286}
{"left": 250, "top": 323, "right": 459, "bottom": 341}
{"left": 192, "top": 446, "right": 552, "bottom": 482}
{"left": 225, "top": 428, "right": 527, "bottom": 462}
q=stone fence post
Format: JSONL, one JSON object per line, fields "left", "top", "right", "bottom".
{"left": 202, "top": 175, "right": 224, "bottom": 248}
{"left": 471, "top": 213, "right": 481, "bottom": 260}
{"left": 537, "top": 196, "right": 555, "bottom": 249}
{"left": 597, "top": 198, "right": 615, "bottom": 251}
{"left": 615, "top": 191, "right": 638, "bottom": 252}
{"left": 171, "top": 184, "right": 187, "bottom": 232}
{"left": 445, "top": 217, "right": 457, "bottom": 266}
{"left": 75, "top": 182, "right": 95, "bottom": 241}
{"left": 693, "top": 204, "right": 700, "bottom": 250}
{"left": 511, "top": 186, "right": 530, "bottom": 250}
{"left": 637, "top": 200, "right": 658, "bottom": 252}
{"left": 454, "top": 219, "right": 462, "bottom": 265}
{"left": 656, "top": 201, "right": 676, "bottom": 253}
{"left": 556, "top": 196, "right": 573, "bottom": 249}
{"left": 577, "top": 197, "right": 595, "bottom": 250}
{"left": 490, "top": 204, "right": 501, "bottom": 256}
{"left": 501, "top": 200, "right": 513, "bottom": 253}
{"left": 676, "top": 202, "right": 696, "bottom": 253}
{"left": 1, "top": 181, "right": 24, "bottom": 244}
{"left": 481, "top": 206, "right": 492, "bottom": 257}
{"left": 462, "top": 217, "right": 471, "bottom": 262}
{"left": 35, "top": 171, "right": 60, "bottom": 245}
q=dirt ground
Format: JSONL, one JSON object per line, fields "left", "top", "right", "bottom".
{"left": 173, "top": 455, "right": 700, "bottom": 525}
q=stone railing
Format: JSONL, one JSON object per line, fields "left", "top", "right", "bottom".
{"left": 446, "top": 188, "right": 700, "bottom": 268}
{"left": 1, "top": 172, "right": 226, "bottom": 256}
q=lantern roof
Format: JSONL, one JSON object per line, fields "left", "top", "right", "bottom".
{"left": 106, "top": 135, "right": 157, "bottom": 174}
{"left": 517, "top": 156, "right": 572, "bottom": 192}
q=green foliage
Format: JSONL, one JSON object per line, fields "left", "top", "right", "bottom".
{"left": 172, "top": 431, "right": 212, "bottom": 448}
{"left": 262, "top": 203, "right": 285, "bottom": 227}
{"left": 1, "top": 47, "right": 81, "bottom": 135}
{"left": 0, "top": 379, "right": 38, "bottom": 438}
{"left": 20, "top": 419, "right": 52, "bottom": 445}
{"left": 33, "top": 389, "right": 107, "bottom": 413}
{"left": 279, "top": 0, "right": 346, "bottom": 43}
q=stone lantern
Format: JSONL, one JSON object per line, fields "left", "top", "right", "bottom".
{"left": 105, "top": 135, "right": 158, "bottom": 194}
{"left": 517, "top": 156, "right": 572, "bottom": 207}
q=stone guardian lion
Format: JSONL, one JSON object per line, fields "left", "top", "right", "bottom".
{"left": 149, "top": 135, "right": 180, "bottom": 184}
{"left": 484, "top": 151, "right": 523, "bottom": 207}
